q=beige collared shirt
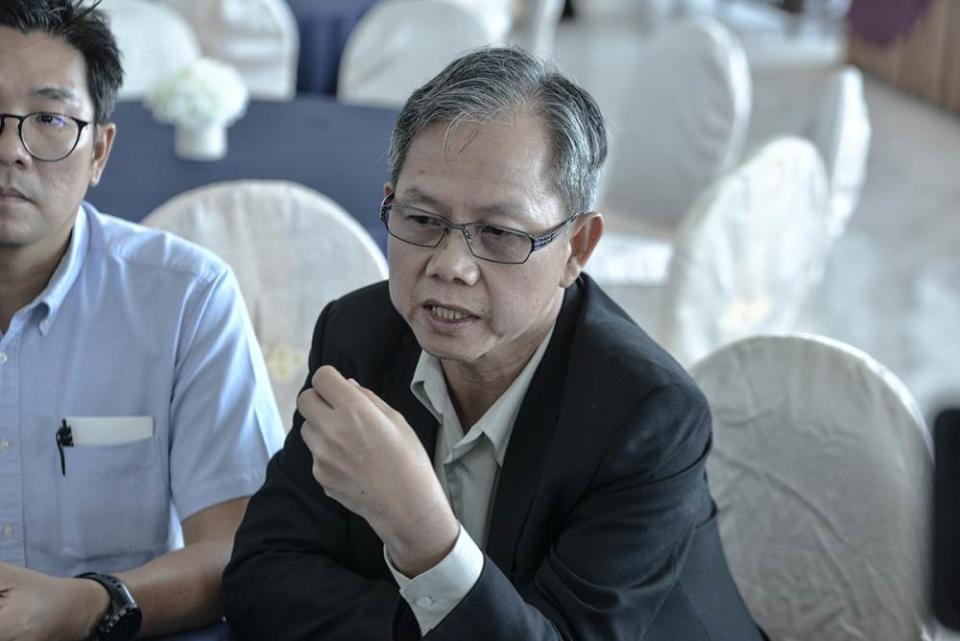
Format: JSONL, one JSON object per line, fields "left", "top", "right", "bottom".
{"left": 385, "top": 323, "right": 555, "bottom": 634}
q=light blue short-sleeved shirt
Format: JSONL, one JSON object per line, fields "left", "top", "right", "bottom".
{"left": 0, "top": 202, "right": 284, "bottom": 577}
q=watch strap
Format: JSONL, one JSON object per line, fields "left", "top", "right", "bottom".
{"left": 75, "top": 572, "right": 142, "bottom": 641}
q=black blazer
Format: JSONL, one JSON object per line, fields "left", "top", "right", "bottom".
{"left": 223, "top": 274, "right": 763, "bottom": 641}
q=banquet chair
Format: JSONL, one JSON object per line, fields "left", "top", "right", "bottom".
{"left": 508, "top": 0, "right": 565, "bottom": 57}
{"left": 691, "top": 334, "right": 934, "bottom": 641}
{"left": 443, "top": 0, "right": 514, "bottom": 41}
{"left": 656, "top": 136, "right": 830, "bottom": 365}
{"left": 808, "top": 68, "right": 870, "bottom": 238}
{"left": 591, "top": 137, "right": 830, "bottom": 366}
{"left": 598, "top": 16, "right": 751, "bottom": 233}
{"left": 163, "top": 0, "right": 299, "bottom": 100}
{"left": 142, "top": 180, "right": 388, "bottom": 426}
{"left": 747, "top": 66, "right": 871, "bottom": 239}
{"left": 632, "top": 0, "right": 720, "bottom": 31}
{"left": 588, "top": 17, "right": 751, "bottom": 286}
{"left": 101, "top": 0, "right": 202, "bottom": 100}
{"left": 337, "top": 0, "right": 497, "bottom": 108}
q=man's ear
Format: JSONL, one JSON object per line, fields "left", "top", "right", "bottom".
{"left": 383, "top": 182, "right": 394, "bottom": 199}
{"left": 89, "top": 122, "right": 116, "bottom": 187}
{"left": 560, "top": 212, "right": 603, "bottom": 288}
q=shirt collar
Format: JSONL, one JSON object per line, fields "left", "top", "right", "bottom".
{"left": 410, "top": 323, "right": 556, "bottom": 466}
{"left": 34, "top": 203, "right": 90, "bottom": 335}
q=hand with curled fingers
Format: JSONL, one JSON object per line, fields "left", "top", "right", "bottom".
{"left": 0, "top": 562, "right": 110, "bottom": 641}
{"left": 297, "top": 365, "right": 460, "bottom": 577}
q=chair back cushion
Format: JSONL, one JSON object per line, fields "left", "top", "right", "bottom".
{"left": 164, "top": 0, "right": 299, "bottom": 100}
{"left": 338, "top": 0, "right": 495, "bottom": 107}
{"left": 659, "top": 137, "right": 830, "bottom": 365}
{"left": 692, "top": 334, "right": 933, "bottom": 641}
{"left": 103, "top": 0, "right": 202, "bottom": 100}
{"left": 508, "top": 0, "right": 565, "bottom": 57}
{"left": 599, "top": 17, "right": 752, "bottom": 231}
{"left": 805, "top": 66, "right": 871, "bottom": 237}
{"left": 143, "top": 180, "right": 388, "bottom": 425}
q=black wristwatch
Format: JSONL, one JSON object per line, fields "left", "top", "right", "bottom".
{"left": 75, "top": 572, "right": 142, "bottom": 641}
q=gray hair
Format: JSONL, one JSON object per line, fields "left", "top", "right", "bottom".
{"left": 388, "top": 46, "right": 608, "bottom": 217}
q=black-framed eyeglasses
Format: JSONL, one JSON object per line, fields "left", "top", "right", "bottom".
{"left": 379, "top": 194, "right": 582, "bottom": 265}
{"left": 0, "top": 112, "right": 90, "bottom": 162}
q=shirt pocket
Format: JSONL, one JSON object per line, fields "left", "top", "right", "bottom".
{"left": 55, "top": 420, "right": 168, "bottom": 566}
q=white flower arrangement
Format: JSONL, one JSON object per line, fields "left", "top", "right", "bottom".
{"left": 145, "top": 58, "right": 249, "bottom": 128}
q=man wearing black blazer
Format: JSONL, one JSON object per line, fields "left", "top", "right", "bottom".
{"left": 223, "top": 46, "right": 764, "bottom": 641}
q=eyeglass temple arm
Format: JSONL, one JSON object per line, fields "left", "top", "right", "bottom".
{"left": 531, "top": 213, "right": 582, "bottom": 251}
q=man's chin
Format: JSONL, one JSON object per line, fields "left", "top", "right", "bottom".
{"left": 416, "top": 333, "right": 486, "bottom": 365}
{"left": 0, "top": 225, "right": 35, "bottom": 249}
{"left": 420, "top": 342, "right": 476, "bottom": 363}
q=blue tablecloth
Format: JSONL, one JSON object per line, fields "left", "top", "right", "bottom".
{"left": 287, "top": 0, "right": 380, "bottom": 95}
{"left": 91, "top": 97, "right": 398, "bottom": 252}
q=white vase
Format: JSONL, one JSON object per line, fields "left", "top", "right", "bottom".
{"left": 174, "top": 124, "right": 227, "bottom": 161}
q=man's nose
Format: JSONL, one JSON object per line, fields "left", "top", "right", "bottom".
{"left": 0, "top": 117, "right": 29, "bottom": 165}
{"left": 426, "top": 227, "right": 481, "bottom": 286}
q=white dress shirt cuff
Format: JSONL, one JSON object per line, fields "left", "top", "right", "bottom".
{"left": 384, "top": 524, "right": 484, "bottom": 635}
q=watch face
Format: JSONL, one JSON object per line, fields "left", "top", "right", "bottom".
{"left": 105, "top": 605, "right": 143, "bottom": 641}
{"left": 75, "top": 574, "right": 142, "bottom": 641}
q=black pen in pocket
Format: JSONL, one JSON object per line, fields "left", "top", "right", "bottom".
{"left": 56, "top": 419, "right": 73, "bottom": 476}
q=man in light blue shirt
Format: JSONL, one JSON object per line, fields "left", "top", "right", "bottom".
{"left": 0, "top": 1, "right": 283, "bottom": 639}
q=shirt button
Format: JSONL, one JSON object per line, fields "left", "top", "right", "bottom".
{"left": 415, "top": 596, "right": 433, "bottom": 609}
{"left": 0, "top": 439, "right": 9, "bottom": 451}
{"left": 0, "top": 352, "right": 7, "bottom": 363}
{"left": 1, "top": 524, "right": 13, "bottom": 539}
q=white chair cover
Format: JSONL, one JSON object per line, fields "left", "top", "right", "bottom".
{"left": 584, "top": 227, "right": 675, "bottom": 286}
{"left": 587, "top": 18, "right": 751, "bottom": 289}
{"left": 143, "top": 180, "right": 388, "bottom": 425}
{"left": 806, "top": 66, "right": 871, "bottom": 238}
{"left": 658, "top": 137, "right": 830, "bottom": 365}
{"left": 508, "top": 0, "right": 565, "bottom": 57}
{"left": 691, "top": 334, "right": 934, "bottom": 641}
{"left": 598, "top": 17, "right": 751, "bottom": 232}
{"left": 102, "top": 0, "right": 202, "bottom": 100}
{"left": 746, "top": 65, "right": 871, "bottom": 240}
{"left": 163, "top": 0, "right": 299, "bottom": 100}
{"left": 338, "top": 0, "right": 497, "bottom": 108}
{"left": 443, "top": 0, "right": 513, "bottom": 40}
{"left": 634, "top": 0, "right": 719, "bottom": 32}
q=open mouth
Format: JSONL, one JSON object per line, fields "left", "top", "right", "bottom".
{"left": 424, "top": 302, "right": 476, "bottom": 323}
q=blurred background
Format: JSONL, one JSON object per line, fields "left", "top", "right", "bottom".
{"left": 88, "top": 2, "right": 960, "bottom": 638}
{"left": 95, "top": 0, "right": 960, "bottom": 425}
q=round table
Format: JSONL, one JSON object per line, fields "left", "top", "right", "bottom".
{"left": 93, "top": 97, "right": 398, "bottom": 253}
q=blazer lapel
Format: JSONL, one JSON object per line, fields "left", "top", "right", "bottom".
{"left": 485, "top": 281, "right": 583, "bottom": 571}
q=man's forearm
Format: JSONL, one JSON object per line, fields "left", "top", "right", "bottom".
{"left": 115, "top": 539, "right": 232, "bottom": 637}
